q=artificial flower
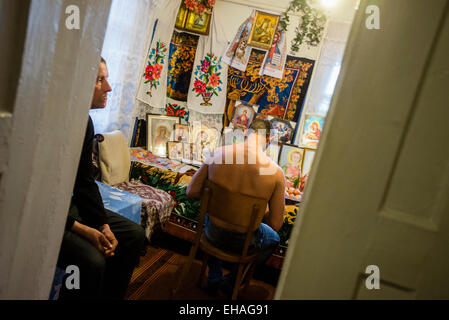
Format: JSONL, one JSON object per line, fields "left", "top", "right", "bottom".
{"left": 197, "top": 4, "right": 206, "bottom": 13}
{"left": 184, "top": 0, "right": 197, "bottom": 11}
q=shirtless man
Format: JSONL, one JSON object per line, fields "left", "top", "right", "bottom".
{"left": 186, "top": 119, "right": 285, "bottom": 296}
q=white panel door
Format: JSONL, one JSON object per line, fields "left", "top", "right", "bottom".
{"left": 276, "top": 0, "right": 449, "bottom": 299}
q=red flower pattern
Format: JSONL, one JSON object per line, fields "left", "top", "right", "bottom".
{"left": 208, "top": 73, "right": 220, "bottom": 87}
{"left": 194, "top": 80, "right": 206, "bottom": 94}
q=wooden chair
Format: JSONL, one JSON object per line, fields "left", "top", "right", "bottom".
{"left": 174, "top": 180, "right": 268, "bottom": 300}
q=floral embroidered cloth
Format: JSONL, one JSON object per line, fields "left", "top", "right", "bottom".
{"left": 115, "top": 180, "right": 175, "bottom": 241}
{"left": 187, "top": 13, "right": 229, "bottom": 114}
{"left": 136, "top": 0, "right": 182, "bottom": 109}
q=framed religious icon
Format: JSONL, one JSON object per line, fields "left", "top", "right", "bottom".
{"left": 174, "top": 124, "right": 190, "bottom": 143}
{"left": 192, "top": 124, "right": 221, "bottom": 162}
{"left": 248, "top": 10, "right": 280, "bottom": 50}
{"left": 184, "top": 11, "right": 211, "bottom": 36}
{"left": 191, "top": 142, "right": 202, "bottom": 165}
{"left": 168, "top": 141, "right": 183, "bottom": 161}
{"left": 175, "top": 2, "right": 212, "bottom": 36}
{"left": 146, "top": 114, "right": 180, "bottom": 157}
{"left": 301, "top": 147, "right": 316, "bottom": 180}
{"left": 279, "top": 144, "right": 304, "bottom": 190}
{"left": 175, "top": 3, "right": 188, "bottom": 29}
{"left": 181, "top": 142, "right": 193, "bottom": 163}
{"left": 269, "top": 118, "right": 295, "bottom": 144}
{"left": 300, "top": 114, "right": 325, "bottom": 149}
{"left": 231, "top": 101, "right": 256, "bottom": 130}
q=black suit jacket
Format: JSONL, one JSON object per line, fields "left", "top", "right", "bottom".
{"left": 66, "top": 116, "right": 107, "bottom": 230}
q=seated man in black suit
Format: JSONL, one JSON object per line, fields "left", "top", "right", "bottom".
{"left": 57, "top": 57, "right": 145, "bottom": 299}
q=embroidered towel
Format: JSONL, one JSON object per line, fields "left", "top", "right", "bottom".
{"left": 187, "top": 11, "right": 229, "bottom": 114}
{"left": 136, "top": 0, "right": 181, "bottom": 108}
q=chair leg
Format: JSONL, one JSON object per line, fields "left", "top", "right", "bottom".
{"left": 242, "top": 261, "right": 256, "bottom": 296}
{"left": 197, "top": 252, "right": 209, "bottom": 288}
{"left": 173, "top": 243, "right": 198, "bottom": 297}
{"left": 232, "top": 263, "right": 245, "bottom": 300}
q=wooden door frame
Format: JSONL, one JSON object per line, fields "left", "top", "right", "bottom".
{"left": 0, "top": 0, "right": 111, "bottom": 299}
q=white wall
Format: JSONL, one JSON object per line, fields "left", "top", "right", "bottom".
{"left": 214, "top": 0, "right": 322, "bottom": 60}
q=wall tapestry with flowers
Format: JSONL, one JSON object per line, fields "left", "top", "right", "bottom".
{"left": 187, "top": 13, "right": 228, "bottom": 114}
{"left": 167, "top": 30, "right": 199, "bottom": 101}
{"left": 136, "top": 0, "right": 182, "bottom": 109}
{"left": 224, "top": 48, "right": 315, "bottom": 126}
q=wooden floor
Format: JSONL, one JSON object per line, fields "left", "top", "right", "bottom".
{"left": 125, "top": 233, "right": 279, "bottom": 300}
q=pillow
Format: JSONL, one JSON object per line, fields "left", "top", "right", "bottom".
{"left": 98, "top": 130, "right": 131, "bottom": 185}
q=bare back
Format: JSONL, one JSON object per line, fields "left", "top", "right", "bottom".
{"left": 187, "top": 140, "right": 286, "bottom": 231}
{"left": 208, "top": 143, "right": 280, "bottom": 200}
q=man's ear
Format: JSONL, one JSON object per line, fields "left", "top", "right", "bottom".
{"left": 266, "top": 135, "right": 272, "bottom": 147}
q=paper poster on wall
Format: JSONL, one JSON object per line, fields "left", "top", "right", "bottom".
{"left": 259, "top": 24, "right": 287, "bottom": 79}
{"left": 221, "top": 16, "right": 253, "bottom": 72}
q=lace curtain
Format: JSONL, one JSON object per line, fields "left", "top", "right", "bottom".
{"left": 294, "top": 19, "right": 354, "bottom": 144}
{"left": 90, "top": 0, "right": 159, "bottom": 141}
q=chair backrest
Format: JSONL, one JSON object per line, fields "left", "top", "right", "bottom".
{"left": 204, "top": 180, "right": 268, "bottom": 234}
{"left": 98, "top": 130, "right": 131, "bottom": 185}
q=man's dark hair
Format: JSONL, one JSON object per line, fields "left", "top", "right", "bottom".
{"left": 248, "top": 119, "right": 271, "bottom": 141}
{"left": 100, "top": 56, "right": 106, "bottom": 64}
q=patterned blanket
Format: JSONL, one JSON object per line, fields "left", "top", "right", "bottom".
{"left": 115, "top": 180, "right": 175, "bottom": 241}
{"left": 130, "top": 161, "right": 201, "bottom": 221}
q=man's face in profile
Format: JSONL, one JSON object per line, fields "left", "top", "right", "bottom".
{"left": 91, "top": 62, "right": 112, "bottom": 109}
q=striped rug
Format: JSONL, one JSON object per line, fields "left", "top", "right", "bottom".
{"left": 125, "top": 245, "right": 276, "bottom": 300}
